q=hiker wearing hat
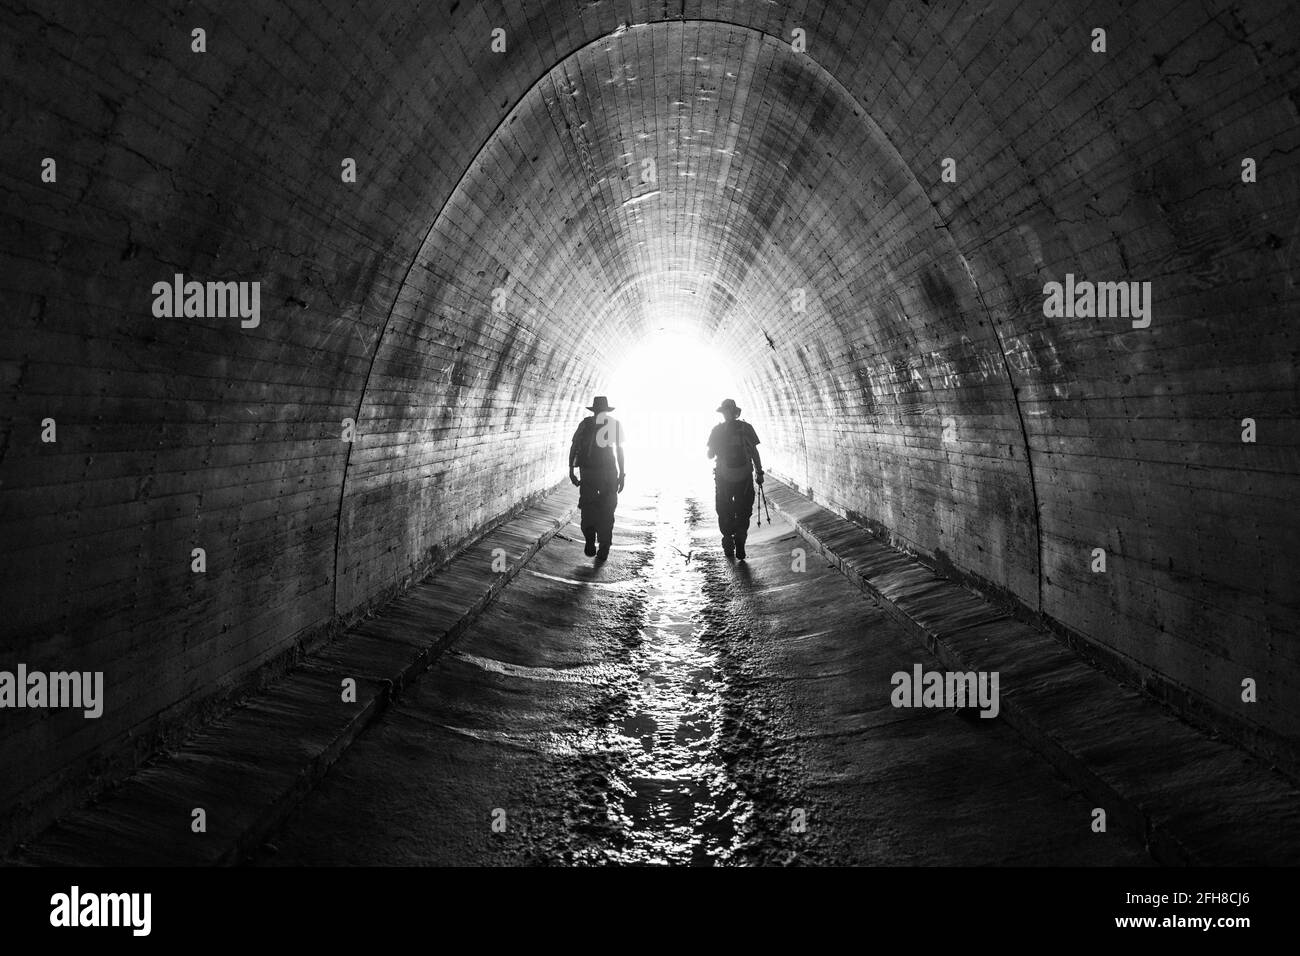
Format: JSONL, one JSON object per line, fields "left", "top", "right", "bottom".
{"left": 707, "top": 398, "right": 763, "bottom": 560}
{"left": 568, "top": 396, "right": 626, "bottom": 561}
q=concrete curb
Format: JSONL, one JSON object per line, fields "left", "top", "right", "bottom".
{"left": 4, "top": 486, "right": 577, "bottom": 867}
{"left": 764, "top": 479, "right": 1300, "bottom": 867}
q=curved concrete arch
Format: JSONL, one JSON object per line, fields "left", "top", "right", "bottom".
{"left": 335, "top": 16, "right": 1042, "bottom": 620}
{"left": 4, "top": 0, "right": 1296, "bottom": 838}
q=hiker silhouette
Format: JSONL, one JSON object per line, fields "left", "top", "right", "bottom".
{"left": 568, "top": 396, "right": 625, "bottom": 561}
{"left": 707, "top": 398, "right": 763, "bottom": 561}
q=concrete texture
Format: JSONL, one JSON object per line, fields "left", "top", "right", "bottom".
{"left": 764, "top": 478, "right": 1300, "bottom": 865}
{"left": 254, "top": 481, "right": 1154, "bottom": 866}
{"left": 3, "top": 486, "right": 574, "bottom": 865}
{"left": 10, "top": 478, "right": 1293, "bottom": 866}
{"left": 1, "top": 0, "right": 1297, "bottom": 844}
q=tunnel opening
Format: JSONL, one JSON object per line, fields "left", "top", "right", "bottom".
{"left": 607, "top": 326, "right": 745, "bottom": 491}
{"left": 1, "top": 0, "right": 1297, "bottom": 869}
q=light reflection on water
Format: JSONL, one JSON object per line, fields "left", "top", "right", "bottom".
{"left": 593, "top": 484, "right": 753, "bottom": 865}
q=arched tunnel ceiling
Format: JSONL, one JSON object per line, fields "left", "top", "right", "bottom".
{"left": 364, "top": 17, "right": 941, "bottom": 502}
{"left": 1, "top": 0, "right": 1297, "bottom": 832}
{"left": 481, "top": 21, "right": 906, "bottom": 358}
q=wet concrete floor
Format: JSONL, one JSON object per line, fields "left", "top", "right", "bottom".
{"left": 254, "top": 482, "right": 1153, "bottom": 866}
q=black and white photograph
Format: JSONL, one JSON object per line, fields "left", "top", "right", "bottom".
{"left": 1, "top": 0, "right": 1296, "bottom": 939}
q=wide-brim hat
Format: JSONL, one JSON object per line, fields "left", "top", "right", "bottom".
{"left": 587, "top": 395, "right": 614, "bottom": 412}
{"left": 716, "top": 398, "right": 741, "bottom": 414}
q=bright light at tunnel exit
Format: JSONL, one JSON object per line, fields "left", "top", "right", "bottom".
{"left": 605, "top": 330, "right": 744, "bottom": 490}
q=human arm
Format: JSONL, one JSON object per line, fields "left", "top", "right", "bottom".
{"left": 616, "top": 421, "right": 626, "bottom": 492}
{"left": 568, "top": 423, "right": 583, "bottom": 485}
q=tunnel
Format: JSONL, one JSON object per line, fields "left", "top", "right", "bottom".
{"left": 2, "top": 0, "right": 1299, "bottom": 878}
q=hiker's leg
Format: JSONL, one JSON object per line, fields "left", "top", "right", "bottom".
{"left": 726, "top": 481, "right": 744, "bottom": 527}
{"left": 715, "top": 479, "right": 731, "bottom": 536}
{"left": 596, "top": 496, "right": 615, "bottom": 553}
{"left": 595, "top": 474, "right": 618, "bottom": 558}
{"left": 739, "top": 479, "right": 756, "bottom": 526}
{"left": 578, "top": 478, "right": 598, "bottom": 555}
{"left": 716, "top": 481, "right": 731, "bottom": 536}
{"left": 715, "top": 479, "right": 735, "bottom": 554}
{"left": 734, "top": 479, "right": 755, "bottom": 558}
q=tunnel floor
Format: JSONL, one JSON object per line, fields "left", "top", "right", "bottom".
{"left": 252, "top": 482, "right": 1152, "bottom": 866}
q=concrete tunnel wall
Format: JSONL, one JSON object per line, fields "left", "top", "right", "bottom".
{"left": 1, "top": 0, "right": 1297, "bottom": 842}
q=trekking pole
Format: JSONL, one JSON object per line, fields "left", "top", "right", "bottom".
{"left": 760, "top": 482, "right": 773, "bottom": 523}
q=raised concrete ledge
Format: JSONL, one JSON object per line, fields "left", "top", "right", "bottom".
{"left": 3, "top": 484, "right": 576, "bottom": 867}
{"left": 763, "top": 479, "right": 1300, "bottom": 867}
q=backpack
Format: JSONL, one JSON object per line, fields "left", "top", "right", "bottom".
{"left": 576, "top": 415, "right": 617, "bottom": 470}
{"left": 720, "top": 421, "right": 754, "bottom": 467}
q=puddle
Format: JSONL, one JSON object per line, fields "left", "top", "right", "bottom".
{"left": 593, "top": 487, "right": 754, "bottom": 865}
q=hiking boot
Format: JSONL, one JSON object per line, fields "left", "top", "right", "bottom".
{"left": 735, "top": 540, "right": 747, "bottom": 560}
{"left": 721, "top": 536, "right": 735, "bottom": 559}
{"left": 595, "top": 545, "right": 610, "bottom": 561}
{"left": 584, "top": 529, "right": 597, "bottom": 557}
